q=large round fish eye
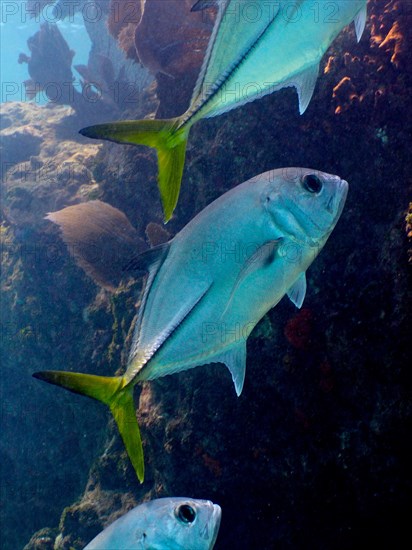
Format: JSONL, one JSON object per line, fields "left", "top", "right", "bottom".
{"left": 176, "top": 504, "right": 196, "bottom": 524}
{"left": 302, "top": 174, "right": 323, "bottom": 194}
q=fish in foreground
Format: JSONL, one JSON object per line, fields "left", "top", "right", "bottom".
{"left": 79, "top": 0, "right": 365, "bottom": 220}
{"left": 33, "top": 167, "right": 348, "bottom": 482}
{"left": 84, "top": 497, "right": 222, "bottom": 550}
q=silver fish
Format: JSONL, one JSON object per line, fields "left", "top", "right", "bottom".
{"left": 79, "top": 0, "right": 365, "bottom": 220}
{"left": 34, "top": 167, "right": 348, "bottom": 482}
{"left": 84, "top": 497, "right": 222, "bottom": 550}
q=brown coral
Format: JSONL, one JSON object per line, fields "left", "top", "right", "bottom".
{"left": 133, "top": 0, "right": 213, "bottom": 78}
{"left": 332, "top": 76, "right": 362, "bottom": 114}
{"left": 108, "top": 0, "right": 144, "bottom": 41}
{"left": 370, "top": 0, "right": 411, "bottom": 71}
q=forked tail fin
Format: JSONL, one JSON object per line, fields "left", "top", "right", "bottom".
{"left": 32, "top": 370, "right": 145, "bottom": 483}
{"left": 79, "top": 119, "right": 190, "bottom": 222}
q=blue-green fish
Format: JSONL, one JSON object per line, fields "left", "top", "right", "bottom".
{"left": 34, "top": 167, "right": 348, "bottom": 482}
{"left": 84, "top": 497, "right": 221, "bottom": 550}
{"left": 79, "top": 0, "right": 366, "bottom": 220}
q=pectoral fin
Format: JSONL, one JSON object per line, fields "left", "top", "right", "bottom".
{"left": 287, "top": 272, "right": 307, "bottom": 309}
{"left": 222, "top": 240, "right": 281, "bottom": 318}
{"left": 354, "top": 5, "right": 367, "bottom": 42}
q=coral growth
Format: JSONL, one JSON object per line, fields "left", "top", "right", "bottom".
{"left": 370, "top": 0, "right": 411, "bottom": 70}
{"left": 18, "top": 22, "right": 75, "bottom": 102}
{"left": 18, "top": 22, "right": 113, "bottom": 122}
{"left": 106, "top": 0, "right": 214, "bottom": 116}
{"left": 18, "top": 15, "right": 152, "bottom": 124}
{"left": 108, "top": 0, "right": 144, "bottom": 61}
{"left": 326, "top": 0, "right": 411, "bottom": 117}
{"left": 332, "top": 76, "right": 362, "bottom": 115}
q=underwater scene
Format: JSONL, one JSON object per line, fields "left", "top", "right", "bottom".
{"left": 0, "top": 1, "right": 411, "bottom": 548}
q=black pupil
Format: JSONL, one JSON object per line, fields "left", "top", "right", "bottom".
{"left": 178, "top": 504, "right": 196, "bottom": 524}
{"left": 303, "top": 174, "right": 322, "bottom": 193}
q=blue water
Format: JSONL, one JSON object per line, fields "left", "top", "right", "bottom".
{"left": 0, "top": 1, "right": 91, "bottom": 103}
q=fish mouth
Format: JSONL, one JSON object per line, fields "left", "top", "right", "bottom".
{"left": 209, "top": 504, "right": 222, "bottom": 548}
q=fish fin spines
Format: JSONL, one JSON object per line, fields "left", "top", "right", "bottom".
{"left": 33, "top": 371, "right": 145, "bottom": 482}
{"left": 79, "top": 119, "right": 190, "bottom": 222}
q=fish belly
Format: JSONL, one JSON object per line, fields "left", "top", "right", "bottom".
{"left": 136, "top": 249, "right": 306, "bottom": 382}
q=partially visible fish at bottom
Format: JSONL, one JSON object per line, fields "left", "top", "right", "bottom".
{"left": 83, "top": 497, "right": 222, "bottom": 550}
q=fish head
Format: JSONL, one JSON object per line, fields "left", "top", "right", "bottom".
{"left": 143, "top": 497, "right": 222, "bottom": 550}
{"left": 262, "top": 167, "right": 348, "bottom": 246}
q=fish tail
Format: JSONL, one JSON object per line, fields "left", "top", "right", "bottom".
{"left": 79, "top": 119, "right": 190, "bottom": 222}
{"left": 33, "top": 370, "right": 144, "bottom": 483}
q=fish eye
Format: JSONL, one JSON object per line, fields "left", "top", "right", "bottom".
{"left": 302, "top": 174, "right": 323, "bottom": 194}
{"left": 176, "top": 504, "right": 196, "bottom": 524}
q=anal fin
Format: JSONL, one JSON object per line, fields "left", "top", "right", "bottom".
{"left": 287, "top": 272, "right": 307, "bottom": 309}
{"left": 214, "top": 342, "right": 247, "bottom": 397}
{"left": 294, "top": 64, "right": 319, "bottom": 114}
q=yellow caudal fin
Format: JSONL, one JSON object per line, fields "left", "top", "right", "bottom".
{"left": 79, "top": 119, "right": 190, "bottom": 222}
{"left": 33, "top": 370, "right": 145, "bottom": 483}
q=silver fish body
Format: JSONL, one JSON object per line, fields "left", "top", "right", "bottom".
{"left": 84, "top": 497, "right": 221, "bottom": 550}
{"left": 36, "top": 167, "right": 348, "bottom": 481}
{"left": 129, "top": 167, "right": 348, "bottom": 395}
{"left": 187, "top": 0, "right": 368, "bottom": 120}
